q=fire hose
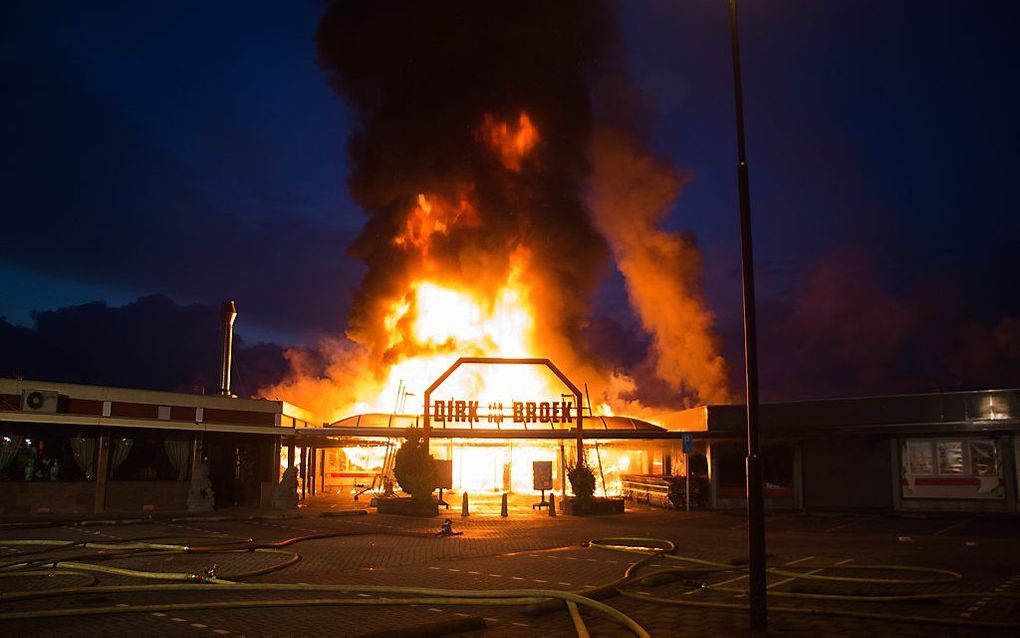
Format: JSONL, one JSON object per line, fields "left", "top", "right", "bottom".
{"left": 0, "top": 533, "right": 1018, "bottom": 636}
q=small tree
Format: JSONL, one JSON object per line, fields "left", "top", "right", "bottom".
{"left": 392, "top": 429, "right": 437, "bottom": 502}
{"left": 567, "top": 461, "right": 596, "bottom": 501}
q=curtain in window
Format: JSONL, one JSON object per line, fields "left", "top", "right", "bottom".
{"left": 70, "top": 435, "right": 97, "bottom": 480}
{"left": 164, "top": 439, "right": 192, "bottom": 481}
{"left": 1, "top": 435, "right": 23, "bottom": 470}
{"left": 110, "top": 437, "right": 133, "bottom": 471}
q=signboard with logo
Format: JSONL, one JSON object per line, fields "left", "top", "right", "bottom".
{"left": 434, "top": 459, "right": 453, "bottom": 489}
{"left": 533, "top": 461, "right": 553, "bottom": 491}
{"left": 429, "top": 398, "right": 576, "bottom": 425}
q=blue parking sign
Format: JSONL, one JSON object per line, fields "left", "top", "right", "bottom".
{"left": 682, "top": 433, "right": 694, "bottom": 454}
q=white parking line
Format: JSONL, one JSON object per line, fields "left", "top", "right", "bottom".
{"left": 768, "top": 558, "right": 853, "bottom": 591}
{"left": 689, "top": 555, "right": 815, "bottom": 596}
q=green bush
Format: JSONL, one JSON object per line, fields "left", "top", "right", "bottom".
{"left": 392, "top": 429, "right": 437, "bottom": 502}
{"left": 567, "top": 461, "right": 596, "bottom": 501}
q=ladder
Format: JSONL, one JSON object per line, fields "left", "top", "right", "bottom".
{"left": 354, "top": 381, "right": 409, "bottom": 500}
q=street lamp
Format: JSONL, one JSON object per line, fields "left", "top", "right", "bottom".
{"left": 727, "top": 0, "right": 768, "bottom": 631}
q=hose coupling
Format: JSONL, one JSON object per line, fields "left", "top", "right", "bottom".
{"left": 190, "top": 565, "right": 217, "bottom": 583}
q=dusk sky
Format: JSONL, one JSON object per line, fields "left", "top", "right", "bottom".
{"left": 2, "top": 1, "right": 1018, "bottom": 400}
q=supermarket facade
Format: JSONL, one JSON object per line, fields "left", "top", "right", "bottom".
{"left": 2, "top": 374, "right": 1018, "bottom": 516}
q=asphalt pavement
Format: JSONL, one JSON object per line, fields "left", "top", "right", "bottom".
{"left": 1, "top": 497, "right": 1018, "bottom": 637}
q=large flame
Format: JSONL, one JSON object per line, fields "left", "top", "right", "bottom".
{"left": 372, "top": 247, "right": 569, "bottom": 414}
{"left": 393, "top": 192, "right": 480, "bottom": 252}
{"left": 265, "top": 111, "right": 729, "bottom": 426}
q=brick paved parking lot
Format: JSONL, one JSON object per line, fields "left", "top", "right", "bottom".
{"left": 2, "top": 502, "right": 1019, "bottom": 637}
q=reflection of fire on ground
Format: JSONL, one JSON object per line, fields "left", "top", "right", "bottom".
{"left": 265, "top": 4, "right": 734, "bottom": 454}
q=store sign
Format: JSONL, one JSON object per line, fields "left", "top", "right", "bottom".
{"left": 429, "top": 398, "right": 575, "bottom": 424}
{"left": 533, "top": 461, "right": 553, "bottom": 491}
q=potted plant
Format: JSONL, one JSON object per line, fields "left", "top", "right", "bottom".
{"left": 377, "top": 429, "right": 439, "bottom": 517}
{"left": 564, "top": 459, "right": 625, "bottom": 516}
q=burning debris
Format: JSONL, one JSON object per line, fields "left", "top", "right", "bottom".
{"left": 266, "top": 1, "right": 731, "bottom": 420}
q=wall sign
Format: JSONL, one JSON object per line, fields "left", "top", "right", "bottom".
{"left": 429, "top": 399, "right": 575, "bottom": 425}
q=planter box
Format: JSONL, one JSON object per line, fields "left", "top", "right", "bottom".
{"left": 375, "top": 496, "right": 439, "bottom": 517}
{"left": 563, "top": 497, "right": 625, "bottom": 516}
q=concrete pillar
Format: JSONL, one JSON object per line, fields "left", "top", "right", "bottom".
{"left": 319, "top": 449, "right": 326, "bottom": 495}
{"left": 793, "top": 442, "right": 804, "bottom": 511}
{"left": 190, "top": 434, "right": 203, "bottom": 480}
{"left": 1003, "top": 435, "right": 1017, "bottom": 514}
{"left": 93, "top": 428, "right": 110, "bottom": 513}
{"left": 310, "top": 447, "right": 317, "bottom": 496}
{"left": 300, "top": 447, "right": 307, "bottom": 500}
{"left": 889, "top": 439, "right": 903, "bottom": 512}
{"left": 273, "top": 438, "right": 281, "bottom": 484}
{"left": 707, "top": 443, "right": 718, "bottom": 510}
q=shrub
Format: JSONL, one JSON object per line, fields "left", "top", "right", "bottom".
{"left": 392, "top": 429, "right": 437, "bottom": 502}
{"left": 567, "top": 461, "right": 596, "bottom": 501}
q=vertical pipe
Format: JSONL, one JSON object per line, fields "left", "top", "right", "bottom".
{"left": 320, "top": 449, "right": 326, "bottom": 496}
{"left": 218, "top": 301, "right": 237, "bottom": 397}
{"left": 728, "top": 0, "right": 767, "bottom": 630}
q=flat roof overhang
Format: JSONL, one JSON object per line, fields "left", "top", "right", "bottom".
{"left": 0, "top": 412, "right": 296, "bottom": 437}
{"left": 291, "top": 426, "right": 687, "bottom": 448}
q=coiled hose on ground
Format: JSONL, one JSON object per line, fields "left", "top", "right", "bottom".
{"left": 0, "top": 532, "right": 1017, "bottom": 636}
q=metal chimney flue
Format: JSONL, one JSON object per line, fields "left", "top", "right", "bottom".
{"left": 219, "top": 300, "right": 237, "bottom": 397}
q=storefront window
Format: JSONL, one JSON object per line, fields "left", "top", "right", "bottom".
{"left": 906, "top": 440, "right": 935, "bottom": 475}
{"left": 109, "top": 429, "right": 192, "bottom": 481}
{"left": 969, "top": 441, "right": 1000, "bottom": 477}
{"left": 904, "top": 437, "right": 1004, "bottom": 479}
{"left": 0, "top": 425, "right": 97, "bottom": 481}
{"left": 936, "top": 441, "right": 965, "bottom": 474}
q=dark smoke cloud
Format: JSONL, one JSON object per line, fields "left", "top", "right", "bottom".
{"left": 0, "top": 295, "right": 290, "bottom": 398}
{"left": 748, "top": 248, "right": 1020, "bottom": 400}
{"left": 316, "top": 1, "right": 614, "bottom": 368}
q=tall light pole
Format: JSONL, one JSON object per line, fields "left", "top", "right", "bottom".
{"left": 727, "top": 0, "right": 768, "bottom": 631}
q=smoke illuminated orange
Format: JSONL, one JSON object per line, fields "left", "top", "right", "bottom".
{"left": 394, "top": 192, "right": 480, "bottom": 251}
{"left": 477, "top": 112, "right": 539, "bottom": 171}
